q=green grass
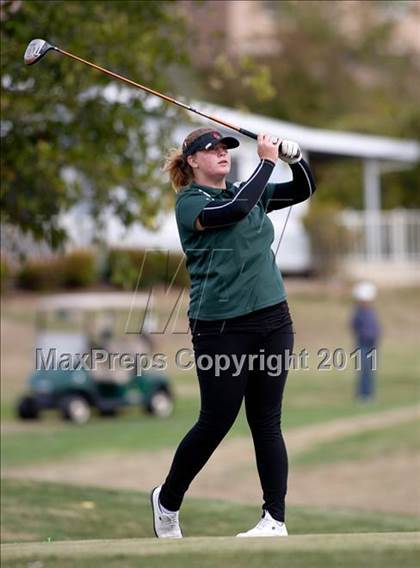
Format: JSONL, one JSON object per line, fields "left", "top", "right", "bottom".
{"left": 2, "top": 397, "right": 203, "bottom": 467}
{"left": 3, "top": 393, "right": 420, "bottom": 468}
{"left": 2, "top": 289, "right": 420, "bottom": 567}
{"left": 294, "top": 418, "right": 420, "bottom": 466}
{"left": 3, "top": 535, "right": 420, "bottom": 568}
{"left": 2, "top": 358, "right": 419, "bottom": 468}
{"left": 3, "top": 339, "right": 419, "bottom": 471}
{"left": 1, "top": 479, "right": 419, "bottom": 546}
{"left": 2, "top": 287, "right": 420, "bottom": 467}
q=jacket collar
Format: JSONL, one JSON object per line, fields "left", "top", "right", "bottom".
{"left": 189, "top": 180, "right": 234, "bottom": 193}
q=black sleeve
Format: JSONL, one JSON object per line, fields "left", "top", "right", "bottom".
{"left": 198, "top": 158, "right": 275, "bottom": 229}
{"left": 263, "top": 158, "right": 317, "bottom": 213}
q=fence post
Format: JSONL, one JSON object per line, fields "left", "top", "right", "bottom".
{"left": 363, "top": 160, "right": 382, "bottom": 260}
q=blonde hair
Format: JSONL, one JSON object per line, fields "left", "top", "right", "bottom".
{"left": 163, "top": 127, "right": 216, "bottom": 192}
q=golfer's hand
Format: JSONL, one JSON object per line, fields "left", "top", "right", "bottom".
{"left": 279, "top": 139, "right": 302, "bottom": 164}
{"left": 257, "top": 134, "right": 280, "bottom": 163}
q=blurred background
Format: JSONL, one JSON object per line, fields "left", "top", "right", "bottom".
{"left": 1, "top": 0, "right": 419, "bottom": 564}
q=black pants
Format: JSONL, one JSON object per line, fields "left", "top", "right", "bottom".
{"left": 159, "top": 301, "right": 294, "bottom": 522}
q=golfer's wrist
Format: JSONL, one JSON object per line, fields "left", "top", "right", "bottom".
{"left": 261, "top": 157, "right": 276, "bottom": 168}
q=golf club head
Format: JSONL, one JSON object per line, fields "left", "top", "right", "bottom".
{"left": 24, "top": 39, "right": 55, "bottom": 65}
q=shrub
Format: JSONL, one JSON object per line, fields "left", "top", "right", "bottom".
{"left": 0, "top": 255, "right": 13, "bottom": 294}
{"left": 108, "top": 251, "right": 140, "bottom": 291}
{"left": 107, "top": 248, "right": 189, "bottom": 290}
{"left": 303, "top": 202, "right": 350, "bottom": 277}
{"left": 62, "top": 249, "right": 97, "bottom": 288}
{"left": 18, "top": 258, "right": 64, "bottom": 290}
{"left": 18, "top": 250, "right": 97, "bottom": 291}
{"left": 165, "top": 252, "right": 190, "bottom": 288}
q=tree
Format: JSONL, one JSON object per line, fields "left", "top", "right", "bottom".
{"left": 1, "top": 0, "right": 190, "bottom": 246}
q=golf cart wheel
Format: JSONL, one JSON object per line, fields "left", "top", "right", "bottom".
{"left": 60, "top": 395, "right": 91, "bottom": 424}
{"left": 17, "top": 396, "right": 40, "bottom": 420}
{"left": 146, "top": 390, "right": 174, "bottom": 418}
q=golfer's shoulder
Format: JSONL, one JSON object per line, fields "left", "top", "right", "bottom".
{"left": 175, "top": 185, "right": 214, "bottom": 208}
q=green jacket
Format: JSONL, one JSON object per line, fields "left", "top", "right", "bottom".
{"left": 175, "top": 180, "right": 287, "bottom": 320}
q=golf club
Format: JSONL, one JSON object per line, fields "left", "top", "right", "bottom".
{"left": 24, "top": 38, "right": 280, "bottom": 150}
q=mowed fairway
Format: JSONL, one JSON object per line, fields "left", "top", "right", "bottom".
{"left": 2, "top": 533, "right": 420, "bottom": 568}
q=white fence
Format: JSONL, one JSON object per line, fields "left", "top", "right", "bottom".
{"left": 341, "top": 209, "right": 420, "bottom": 262}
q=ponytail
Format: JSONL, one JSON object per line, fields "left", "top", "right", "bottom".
{"left": 163, "top": 148, "right": 193, "bottom": 192}
{"left": 164, "top": 127, "right": 219, "bottom": 192}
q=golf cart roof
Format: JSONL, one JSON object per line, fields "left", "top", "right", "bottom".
{"left": 38, "top": 292, "right": 150, "bottom": 312}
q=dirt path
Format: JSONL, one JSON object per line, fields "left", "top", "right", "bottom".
{"left": 3, "top": 405, "right": 420, "bottom": 515}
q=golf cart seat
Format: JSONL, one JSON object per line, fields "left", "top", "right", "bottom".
{"left": 90, "top": 338, "right": 148, "bottom": 384}
{"left": 36, "top": 331, "right": 89, "bottom": 367}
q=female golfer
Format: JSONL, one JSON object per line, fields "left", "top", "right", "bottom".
{"left": 151, "top": 127, "right": 316, "bottom": 538}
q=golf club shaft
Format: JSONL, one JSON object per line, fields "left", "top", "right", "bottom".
{"left": 54, "top": 46, "right": 258, "bottom": 141}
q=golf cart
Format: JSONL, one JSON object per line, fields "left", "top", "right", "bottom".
{"left": 16, "top": 292, "right": 174, "bottom": 424}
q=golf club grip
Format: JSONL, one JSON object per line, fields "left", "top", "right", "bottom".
{"left": 239, "top": 128, "right": 258, "bottom": 141}
{"left": 240, "top": 128, "right": 285, "bottom": 156}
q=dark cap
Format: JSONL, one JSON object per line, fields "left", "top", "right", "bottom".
{"left": 182, "top": 129, "right": 240, "bottom": 157}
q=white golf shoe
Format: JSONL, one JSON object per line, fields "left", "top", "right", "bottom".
{"left": 236, "top": 509, "right": 288, "bottom": 537}
{"left": 150, "top": 485, "right": 183, "bottom": 539}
